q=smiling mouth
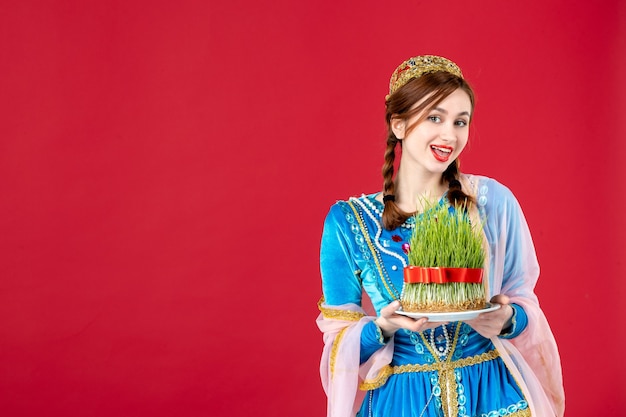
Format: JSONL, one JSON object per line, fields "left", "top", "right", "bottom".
{"left": 431, "top": 145, "right": 453, "bottom": 162}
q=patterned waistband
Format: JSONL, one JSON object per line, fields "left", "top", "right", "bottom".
{"left": 360, "top": 349, "right": 500, "bottom": 391}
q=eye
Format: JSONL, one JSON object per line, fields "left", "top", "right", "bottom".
{"left": 428, "top": 115, "right": 441, "bottom": 123}
{"left": 455, "top": 119, "right": 469, "bottom": 127}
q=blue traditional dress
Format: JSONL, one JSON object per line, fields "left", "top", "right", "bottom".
{"left": 317, "top": 175, "right": 564, "bottom": 417}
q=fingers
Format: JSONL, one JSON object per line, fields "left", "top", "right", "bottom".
{"left": 463, "top": 318, "right": 496, "bottom": 338}
{"left": 490, "top": 294, "right": 510, "bottom": 305}
{"left": 377, "top": 301, "right": 429, "bottom": 336}
{"left": 403, "top": 317, "right": 428, "bottom": 332}
{"left": 464, "top": 300, "right": 513, "bottom": 338}
{"left": 380, "top": 300, "right": 402, "bottom": 318}
{"left": 420, "top": 320, "right": 444, "bottom": 330}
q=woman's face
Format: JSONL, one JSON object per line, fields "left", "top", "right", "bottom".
{"left": 392, "top": 88, "right": 472, "bottom": 177}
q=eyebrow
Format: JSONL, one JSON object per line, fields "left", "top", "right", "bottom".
{"left": 432, "top": 107, "right": 471, "bottom": 117}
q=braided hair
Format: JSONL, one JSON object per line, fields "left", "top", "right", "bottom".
{"left": 382, "top": 71, "right": 475, "bottom": 230}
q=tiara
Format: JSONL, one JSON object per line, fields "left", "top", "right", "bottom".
{"left": 387, "top": 55, "right": 463, "bottom": 99}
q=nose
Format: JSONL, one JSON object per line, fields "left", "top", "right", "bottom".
{"left": 439, "top": 122, "right": 456, "bottom": 142}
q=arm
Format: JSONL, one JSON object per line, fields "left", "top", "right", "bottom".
{"left": 320, "top": 203, "right": 387, "bottom": 363}
{"left": 465, "top": 180, "right": 533, "bottom": 338}
{"left": 320, "top": 203, "right": 426, "bottom": 362}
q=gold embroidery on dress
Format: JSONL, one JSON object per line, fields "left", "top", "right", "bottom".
{"left": 358, "top": 349, "right": 500, "bottom": 391}
{"left": 391, "top": 350, "right": 500, "bottom": 375}
{"left": 509, "top": 410, "right": 531, "bottom": 417}
{"left": 420, "top": 325, "right": 462, "bottom": 417}
{"left": 358, "top": 343, "right": 530, "bottom": 416}
{"left": 359, "top": 365, "right": 393, "bottom": 391}
{"left": 318, "top": 297, "right": 365, "bottom": 322}
{"left": 501, "top": 311, "right": 518, "bottom": 337}
{"left": 346, "top": 201, "right": 399, "bottom": 300}
{"left": 330, "top": 327, "right": 347, "bottom": 379}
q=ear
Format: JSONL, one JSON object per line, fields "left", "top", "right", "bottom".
{"left": 390, "top": 116, "right": 406, "bottom": 140}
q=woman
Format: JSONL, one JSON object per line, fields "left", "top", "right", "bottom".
{"left": 317, "top": 56, "right": 564, "bottom": 417}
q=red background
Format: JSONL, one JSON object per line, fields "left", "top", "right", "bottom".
{"left": 1, "top": 1, "right": 625, "bottom": 416}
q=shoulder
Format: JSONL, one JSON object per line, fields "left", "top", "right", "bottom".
{"left": 326, "top": 193, "right": 380, "bottom": 215}
{"left": 463, "top": 174, "right": 527, "bottom": 225}
{"left": 324, "top": 193, "right": 382, "bottom": 228}
{"left": 463, "top": 174, "right": 518, "bottom": 205}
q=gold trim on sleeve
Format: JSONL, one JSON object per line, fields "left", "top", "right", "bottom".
{"left": 359, "top": 365, "right": 393, "bottom": 390}
{"left": 318, "top": 298, "right": 366, "bottom": 322}
{"left": 330, "top": 327, "right": 347, "bottom": 379}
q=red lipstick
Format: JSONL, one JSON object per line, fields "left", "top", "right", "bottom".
{"left": 430, "top": 145, "right": 453, "bottom": 162}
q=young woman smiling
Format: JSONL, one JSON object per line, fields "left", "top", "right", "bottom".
{"left": 317, "top": 55, "right": 565, "bottom": 417}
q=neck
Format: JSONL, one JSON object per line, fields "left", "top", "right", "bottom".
{"left": 394, "top": 166, "right": 447, "bottom": 213}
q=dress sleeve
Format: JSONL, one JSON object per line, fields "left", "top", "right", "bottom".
{"left": 499, "top": 303, "right": 529, "bottom": 339}
{"left": 320, "top": 203, "right": 388, "bottom": 363}
{"left": 320, "top": 203, "right": 363, "bottom": 306}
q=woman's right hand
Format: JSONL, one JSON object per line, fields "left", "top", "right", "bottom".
{"left": 375, "top": 300, "right": 439, "bottom": 338}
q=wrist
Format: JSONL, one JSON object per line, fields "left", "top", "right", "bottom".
{"left": 500, "top": 304, "right": 514, "bottom": 333}
{"left": 499, "top": 303, "right": 528, "bottom": 338}
{"left": 374, "top": 318, "right": 395, "bottom": 338}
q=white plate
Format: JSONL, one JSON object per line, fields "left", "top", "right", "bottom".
{"left": 395, "top": 303, "right": 501, "bottom": 322}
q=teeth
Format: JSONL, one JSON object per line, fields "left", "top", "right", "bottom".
{"left": 431, "top": 146, "right": 451, "bottom": 153}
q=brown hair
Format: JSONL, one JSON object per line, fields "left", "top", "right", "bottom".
{"left": 382, "top": 71, "right": 476, "bottom": 230}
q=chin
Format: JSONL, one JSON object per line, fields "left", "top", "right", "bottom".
{"left": 427, "top": 164, "right": 452, "bottom": 174}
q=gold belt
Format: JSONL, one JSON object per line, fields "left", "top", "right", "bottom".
{"left": 360, "top": 349, "right": 500, "bottom": 391}
{"left": 393, "top": 349, "right": 500, "bottom": 374}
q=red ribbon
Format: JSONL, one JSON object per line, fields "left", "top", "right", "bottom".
{"left": 403, "top": 266, "right": 483, "bottom": 284}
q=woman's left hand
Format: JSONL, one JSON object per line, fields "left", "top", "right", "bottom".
{"left": 463, "top": 294, "right": 514, "bottom": 339}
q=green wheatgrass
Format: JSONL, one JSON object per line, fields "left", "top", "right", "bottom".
{"left": 401, "top": 201, "right": 486, "bottom": 312}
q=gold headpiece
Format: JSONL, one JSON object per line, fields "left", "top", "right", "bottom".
{"left": 387, "top": 55, "right": 463, "bottom": 100}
